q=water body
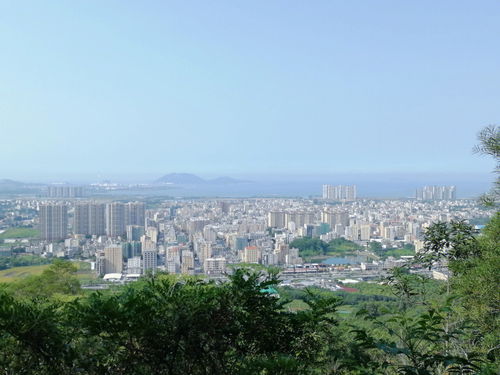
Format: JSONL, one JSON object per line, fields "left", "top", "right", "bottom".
{"left": 94, "top": 175, "right": 489, "bottom": 199}
{"left": 6, "top": 172, "right": 491, "bottom": 199}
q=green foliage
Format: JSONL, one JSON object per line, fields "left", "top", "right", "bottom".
{"left": 290, "top": 237, "right": 328, "bottom": 256}
{"left": 290, "top": 237, "right": 361, "bottom": 258}
{"left": 370, "top": 241, "right": 383, "bottom": 252}
{"left": 371, "top": 242, "right": 415, "bottom": 259}
{"left": 473, "top": 125, "right": 499, "bottom": 207}
{"left": 0, "top": 255, "right": 52, "bottom": 270}
{"left": 353, "top": 301, "right": 482, "bottom": 374}
{"left": 0, "top": 269, "right": 341, "bottom": 374}
{"left": 391, "top": 212, "right": 500, "bottom": 369}
{"left": 0, "top": 261, "right": 497, "bottom": 374}
{"left": 0, "top": 291, "right": 72, "bottom": 374}
{"left": 349, "top": 267, "right": 490, "bottom": 374}
{"left": 384, "top": 267, "right": 435, "bottom": 311}
{"left": 384, "top": 248, "right": 415, "bottom": 258}
{"left": 7, "top": 259, "right": 80, "bottom": 298}
{"left": 328, "top": 238, "right": 362, "bottom": 252}
{"left": 0, "top": 227, "right": 39, "bottom": 240}
{"left": 416, "top": 220, "right": 478, "bottom": 270}
{"left": 449, "top": 213, "right": 500, "bottom": 359}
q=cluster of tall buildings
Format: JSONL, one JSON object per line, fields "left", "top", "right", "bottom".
{"left": 39, "top": 201, "right": 145, "bottom": 241}
{"left": 416, "top": 186, "right": 456, "bottom": 201}
{"left": 267, "top": 211, "right": 315, "bottom": 229}
{"left": 95, "top": 242, "right": 159, "bottom": 277}
{"left": 104, "top": 202, "right": 145, "bottom": 237}
{"left": 320, "top": 209, "right": 349, "bottom": 227}
{"left": 30, "top": 189, "right": 485, "bottom": 281}
{"left": 322, "top": 185, "right": 357, "bottom": 201}
{"left": 46, "top": 185, "right": 85, "bottom": 198}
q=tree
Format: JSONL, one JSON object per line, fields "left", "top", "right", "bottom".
{"left": 353, "top": 301, "right": 481, "bottom": 375}
{"left": 369, "top": 241, "right": 384, "bottom": 256}
{"left": 0, "top": 269, "right": 341, "bottom": 374}
{"left": 10, "top": 259, "right": 80, "bottom": 298}
{"left": 350, "top": 268, "right": 483, "bottom": 375}
{"left": 473, "top": 125, "right": 499, "bottom": 207}
{"left": 449, "top": 213, "right": 500, "bottom": 360}
{"left": 415, "top": 220, "right": 478, "bottom": 272}
{"left": 409, "top": 125, "right": 500, "bottom": 367}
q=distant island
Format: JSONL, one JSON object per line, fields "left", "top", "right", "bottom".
{"left": 155, "top": 173, "right": 249, "bottom": 185}
{"left": 0, "top": 179, "right": 28, "bottom": 187}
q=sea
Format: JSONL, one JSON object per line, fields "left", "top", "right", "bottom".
{"left": 92, "top": 172, "right": 493, "bottom": 199}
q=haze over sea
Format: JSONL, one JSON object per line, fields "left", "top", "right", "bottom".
{"left": 84, "top": 172, "right": 491, "bottom": 199}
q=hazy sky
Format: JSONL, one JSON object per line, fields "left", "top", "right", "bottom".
{"left": 1, "top": 1, "right": 499, "bottom": 181}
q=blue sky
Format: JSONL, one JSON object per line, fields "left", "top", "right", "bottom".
{"left": 0, "top": 1, "right": 498, "bottom": 182}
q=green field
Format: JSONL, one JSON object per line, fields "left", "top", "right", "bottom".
{"left": 0, "top": 264, "right": 49, "bottom": 282}
{"left": 0, "top": 227, "right": 39, "bottom": 240}
{"left": 75, "top": 261, "right": 98, "bottom": 283}
{"left": 0, "top": 261, "right": 97, "bottom": 283}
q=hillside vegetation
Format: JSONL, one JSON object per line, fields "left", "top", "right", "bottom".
{"left": 290, "top": 237, "right": 362, "bottom": 258}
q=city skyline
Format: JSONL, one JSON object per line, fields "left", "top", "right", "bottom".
{"left": 0, "top": 171, "right": 493, "bottom": 199}
{"left": 7, "top": 195, "right": 493, "bottom": 279}
{"left": 1, "top": 1, "right": 499, "bottom": 179}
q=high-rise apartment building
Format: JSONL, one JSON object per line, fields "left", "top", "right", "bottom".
{"left": 74, "top": 202, "right": 106, "bottom": 236}
{"left": 126, "top": 225, "right": 145, "bottom": 241}
{"left": 95, "top": 251, "right": 106, "bottom": 276}
{"left": 322, "top": 185, "right": 357, "bottom": 201}
{"left": 106, "top": 203, "right": 126, "bottom": 237}
{"left": 146, "top": 226, "right": 159, "bottom": 243}
{"left": 204, "top": 257, "right": 226, "bottom": 275}
{"left": 267, "top": 211, "right": 285, "bottom": 228}
{"left": 88, "top": 203, "right": 106, "bottom": 235}
{"left": 416, "top": 186, "right": 456, "bottom": 200}
{"left": 104, "top": 245, "right": 123, "bottom": 274}
{"left": 105, "top": 202, "right": 146, "bottom": 238}
{"left": 73, "top": 204, "right": 88, "bottom": 235}
{"left": 187, "top": 219, "right": 211, "bottom": 234}
{"left": 181, "top": 250, "right": 194, "bottom": 274}
{"left": 39, "top": 203, "right": 68, "bottom": 241}
{"left": 142, "top": 250, "right": 157, "bottom": 274}
{"left": 203, "top": 225, "right": 216, "bottom": 242}
{"left": 127, "top": 257, "right": 142, "bottom": 275}
{"left": 47, "top": 185, "right": 85, "bottom": 198}
{"left": 284, "top": 212, "right": 315, "bottom": 228}
{"left": 321, "top": 210, "right": 349, "bottom": 227}
{"left": 126, "top": 202, "right": 145, "bottom": 227}
{"left": 242, "top": 246, "right": 261, "bottom": 264}
{"left": 122, "top": 241, "right": 142, "bottom": 259}
{"left": 360, "top": 225, "right": 371, "bottom": 241}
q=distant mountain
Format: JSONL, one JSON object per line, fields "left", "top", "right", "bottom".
{"left": 155, "top": 174, "right": 249, "bottom": 185}
{"left": 0, "top": 179, "right": 34, "bottom": 187}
